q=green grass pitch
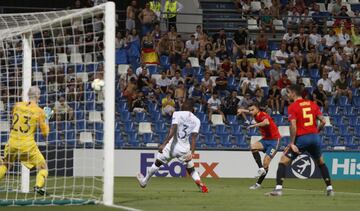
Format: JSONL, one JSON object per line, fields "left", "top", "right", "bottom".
{"left": 2, "top": 177, "right": 360, "bottom": 211}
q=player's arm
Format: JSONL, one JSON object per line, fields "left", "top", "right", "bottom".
{"left": 289, "top": 119, "right": 299, "bottom": 153}
{"left": 237, "top": 108, "right": 250, "bottom": 115}
{"left": 158, "top": 124, "right": 177, "bottom": 153}
{"left": 190, "top": 132, "right": 198, "bottom": 155}
{"left": 248, "top": 118, "right": 269, "bottom": 129}
{"left": 39, "top": 110, "right": 50, "bottom": 138}
{"left": 316, "top": 115, "right": 326, "bottom": 132}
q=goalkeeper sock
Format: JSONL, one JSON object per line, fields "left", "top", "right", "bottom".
{"left": 252, "top": 151, "right": 263, "bottom": 168}
{"left": 35, "top": 169, "right": 48, "bottom": 188}
{"left": 319, "top": 163, "right": 332, "bottom": 187}
{"left": 144, "top": 163, "right": 159, "bottom": 183}
{"left": 0, "top": 165, "right": 7, "bottom": 180}
{"left": 276, "top": 163, "right": 286, "bottom": 187}
{"left": 257, "top": 168, "right": 268, "bottom": 185}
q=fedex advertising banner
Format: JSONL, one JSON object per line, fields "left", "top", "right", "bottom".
{"left": 74, "top": 149, "right": 324, "bottom": 179}
{"left": 323, "top": 152, "right": 360, "bottom": 180}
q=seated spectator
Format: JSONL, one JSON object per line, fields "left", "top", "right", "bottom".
{"left": 157, "top": 33, "right": 171, "bottom": 56}
{"left": 169, "top": 34, "right": 184, "bottom": 64}
{"left": 53, "top": 97, "right": 74, "bottom": 122}
{"left": 308, "top": 27, "right": 321, "bottom": 47}
{"left": 255, "top": 30, "right": 268, "bottom": 51}
{"left": 166, "top": 63, "right": 178, "bottom": 78}
{"left": 137, "top": 68, "right": 151, "bottom": 91}
{"left": 120, "top": 66, "right": 137, "bottom": 90}
{"left": 285, "top": 62, "right": 300, "bottom": 84}
{"left": 182, "top": 62, "right": 195, "bottom": 87}
{"left": 300, "top": 83, "right": 310, "bottom": 99}
{"left": 156, "top": 71, "right": 171, "bottom": 93}
{"left": 178, "top": 52, "right": 190, "bottom": 69}
{"left": 277, "top": 74, "right": 292, "bottom": 93}
{"left": 221, "top": 57, "right": 235, "bottom": 77}
{"left": 306, "top": 46, "right": 320, "bottom": 69}
{"left": 260, "top": 8, "right": 275, "bottom": 38}
{"left": 319, "top": 47, "right": 333, "bottom": 68}
{"left": 317, "top": 73, "right": 333, "bottom": 95}
{"left": 142, "top": 31, "right": 155, "bottom": 49}
{"left": 343, "top": 40, "right": 354, "bottom": 57}
{"left": 123, "top": 77, "right": 138, "bottom": 105}
{"left": 216, "top": 45, "right": 229, "bottom": 62}
{"left": 161, "top": 91, "right": 176, "bottom": 117}
{"left": 252, "top": 88, "right": 268, "bottom": 112}
{"left": 215, "top": 71, "right": 229, "bottom": 97}
{"left": 337, "top": 27, "right": 350, "bottom": 47}
{"left": 232, "top": 26, "right": 248, "bottom": 58}
{"left": 334, "top": 71, "right": 352, "bottom": 103}
{"left": 188, "top": 81, "right": 204, "bottom": 105}
{"left": 324, "top": 29, "right": 337, "bottom": 48}
{"left": 205, "top": 51, "right": 220, "bottom": 75}
{"left": 185, "top": 34, "right": 199, "bottom": 57}
{"left": 252, "top": 58, "right": 266, "bottom": 77}
{"left": 240, "top": 71, "right": 258, "bottom": 95}
{"left": 170, "top": 70, "right": 185, "bottom": 87}
{"left": 132, "top": 91, "right": 148, "bottom": 113}
{"left": 200, "top": 43, "right": 213, "bottom": 64}
{"left": 290, "top": 45, "right": 303, "bottom": 68}
{"left": 201, "top": 71, "right": 215, "bottom": 93}
{"left": 207, "top": 92, "right": 226, "bottom": 124}
{"left": 352, "top": 64, "right": 360, "bottom": 88}
{"left": 295, "top": 27, "right": 309, "bottom": 51}
{"left": 328, "top": 64, "right": 341, "bottom": 84}
{"left": 268, "top": 83, "right": 281, "bottom": 114}
{"left": 115, "top": 31, "right": 126, "bottom": 49}
{"left": 212, "top": 28, "right": 227, "bottom": 48}
{"left": 194, "top": 25, "right": 204, "bottom": 40}
{"left": 269, "top": 63, "right": 282, "bottom": 85}
{"left": 312, "top": 84, "right": 329, "bottom": 114}
{"left": 286, "top": 7, "right": 300, "bottom": 27}
{"left": 274, "top": 43, "right": 289, "bottom": 65}
{"left": 174, "top": 81, "right": 187, "bottom": 108}
{"left": 237, "top": 55, "right": 251, "bottom": 77}
{"left": 282, "top": 28, "right": 296, "bottom": 44}
{"left": 237, "top": 93, "right": 254, "bottom": 124}
{"left": 135, "top": 63, "right": 149, "bottom": 76}
{"left": 221, "top": 90, "right": 240, "bottom": 116}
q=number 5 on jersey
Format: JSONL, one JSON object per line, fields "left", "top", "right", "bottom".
{"left": 302, "top": 107, "right": 313, "bottom": 126}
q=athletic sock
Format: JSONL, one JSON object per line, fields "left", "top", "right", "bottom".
{"left": 144, "top": 163, "right": 160, "bottom": 183}
{"left": 276, "top": 163, "right": 286, "bottom": 186}
{"left": 319, "top": 164, "right": 332, "bottom": 187}
{"left": 257, "top": 169, "right": 268, "bottom": 185}
{"left": 252, "top": 152, "right": 263, "bottom": 168}
{"left": 190, "top": 170, "right": 201, "bottom": 182}
{"left": 35, "top": 169, "right": 48, "bottom": 188}
{"left": 0, "top": 165, "right": 7, "bottom": 180}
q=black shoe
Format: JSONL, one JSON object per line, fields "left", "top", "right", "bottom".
{"left": 34, "top": 186, "right": 46, "bottom": 196}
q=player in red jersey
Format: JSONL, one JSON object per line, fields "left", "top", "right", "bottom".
{"left": 237, "top": 102, "right": 281, "bottom": 189}
{"left": 268, "top": 84, "right": 334, "bottom": 196}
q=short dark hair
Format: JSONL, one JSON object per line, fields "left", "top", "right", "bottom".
{"left": 248, "top": 102, "right": 260, "bottom": 109}
{"left": 288, "top": 84, "right": 302, "bottom": 96}
{"left": 181, "top": 99, "right": 195, "bottom": 112}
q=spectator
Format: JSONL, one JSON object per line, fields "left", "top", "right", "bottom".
{"left": 337, "top": 27, "right": 350, "bottom": 47}
{"left": 290, "top": 45, "right": 303, "bottom": 68}
{"left": 319, "top": 47, "right": 333, "bottom": 68}
{"left": 343, "top": 40, "right": 354, "bottom": 57}
{"left": 252, "top": 88, "right": 268, "bottom": 110}
{"left": 207, "top": 92, "right": 226, "bottom": 124}
{"left": 157, "top": 33, "right": 171, "bottom": 56}
{"left": 168, "top": 25, "right": 177, "bottom": 44}
{"left": 312, "top": 84, "right": 329, "bottom": 114}
{"left": 270, "top": 63, "right": 282, "bottom": 85}
{"left": 215, "top": 71, "right": 229, "bottom": 97}
{"left": 332, "top": 0, "right": 343, "bottom": 16}
{"left": 137, "top": 67, "right": 151, "bottom": 91}
{"left": 255, "top": 30, "right": 268, "bottom": 51}
{"left": 205, "top": 51, "right": 220, "bottom": 75}
{"left": 221, "top": 90, "right": 240, "bottom": 116}
{"left": 166, "top": 63, "right": 178, "bottom": 78}
{"left": 120, "top": 66, "right": 137, "bottom": 90}
{"left": 282, "top": 28, "right": 296, "bottom": 44}
{"left": 53, "top": 97, "right": 74, "bottom": 122}
{"left": 136, "top": 63, "right": 149, "bottom": 76}
{"left": 132, "top": 91, "right": 148, "bottom": 113}
{"left": 157, "top": 71, "right": 171, "bottom": 93}
{"left": 328, "top": 64, "right": 341, "bottom": 84}
{"left": 174, "top": 81, "right": 186, "bottom": 108}
{"left": 151, "top": 23, "right": 162, "bottom": 44}
{"left": 306, "top": 46, "right": 320, "bottom": 69}
{"left": 123, "top": 77, "right": 138, "bottom": 105}
{"left": 317, "top": 73, "right": 333, "bottom": 95}
{"left": 233, "top": 26, "right": 248, "bottom": 57}
{"left": 149, "top": 0, "right": 162, "bottom": 21}
{"left": 237, "top": 55, "right": 251, "bottom": 77}
{"left": 185, "top": 34, "right": 199, "bottom": 57}
{"left": 300, "top": 83, "right": 310, "bottom": 99}
{"left": 115, "top": 31, "right": 126, "bottom": 49}
{"left": 237, "top": 93, "right": 254, "bottom": 124}
{"left": 188, "top": 81, "right": 204, "bottom": 104}
{"left": 286, "top": 7, "right": 301, "bottom": 27}
{"left": 212, "top": 28, "right": 227, "bottom": 48}
{"left": 324, "top": 29, "right": 337, "bottom": 48}
{"left": 138, "top": 3, "right": 155, "bottom": 36}
{"left": 169, "top": 34, "right": 184, "bottom": 64}
{"left": 274, "top": 43, "right": 289, "bottom": 65}
{"left": 201, "top": 71, "right": 215, "bottom": 93}
{"left": 252, "top": 58, "right": 266, "bottom": 77}
{"left": 194, "top": 25, "right": 204, "bottom": 40}
{"left": 352, "top": 64, "right": 360, "bottom": 88}
{"left": 129, "top": 28, "right": 139, "bottom": 42}
{"left": 285, "top": 62, "right": 300, "bottom": 84}
{"left": 296, "top": 27, "right": 309, "bottom": 51}
{"left": 277, "top": 74, "right": 292, "bottom": 90}
{"left": 182, "top": 62, "right": 195, "bottom": 87}
{"left": 309, "top": 27, "right": 321, "bottom": 47}
{"left": 240, "top": 71, "right": 258, "bottom": 95}
{"left": 221, "top": 57, "right": 235, "bottom": 77}
{"left": 268, "top": 83, "right": 281, "bottom": 114}
{"left": 216, "top": 45, "right": 229, "bottom": 62}
{"left": 164, "top": 0, "right": 184, "bottom": 30}
{"left": 141, "top": 31, "right": 155, "bottom": 49}
{"left": 260, "top": 8, "right": 275, "bottom": 38}
{"left": 126, "top": 0, "right": 137, "bottom": 31}
{"left": 170, "top": 70, "right": 185, "bottom": 87}
{"left": 161, "top": 91, "right": 176, "bottom": 116}
{"left": 334, "top": 71, "right": 352, "bottom": 103}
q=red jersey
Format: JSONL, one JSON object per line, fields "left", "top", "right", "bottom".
{"left": 288, "top": 98, "right": 322, "bottom": 136}
{"left": 254, "top": 111, "right": 281, "bottom": 140}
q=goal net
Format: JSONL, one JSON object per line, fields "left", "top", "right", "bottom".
{"left": 0, "top": 2, "right": 115, "bottom": 206}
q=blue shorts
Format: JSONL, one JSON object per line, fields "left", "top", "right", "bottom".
{"left": 285, "top": 133, "right": 322, "bottom": 160}
{"left": 259, "top": 139, "right": 280, "bottom": 158}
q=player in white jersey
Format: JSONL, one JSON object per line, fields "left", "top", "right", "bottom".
{"left": 137, "top": 100, "right": 208, "bottom": 193}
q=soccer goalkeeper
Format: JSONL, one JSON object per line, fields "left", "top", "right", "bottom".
{"left": 0, "top": 86, "right": 53, "bottom": 195}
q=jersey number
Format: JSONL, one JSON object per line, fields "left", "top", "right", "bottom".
{"left": 302, "top": 107, "right": 313, "bottom": 127}
{"left": 178, "top": 124, "right": 188, "bottom": 139}
{"left": 11, "top": 114, "right": 31, "bottom": 134}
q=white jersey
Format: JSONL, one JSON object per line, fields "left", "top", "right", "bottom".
{"left": 171, "top": 111, "right": 200, "bottom": 151}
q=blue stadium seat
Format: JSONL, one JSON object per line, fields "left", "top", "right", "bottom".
{"left": 115, "top": 132, "right": 124, "bottom": 148}
{"left": 217, "top": 135, "right": 231, "bottom": 146}
{"left": 116, "top": 48, "right": 128, "bottom": 64}
{"left": 147, "top": 102, "right": 159, "bottom": 113}
{"left": 234, "top": 135, "right": 248, "bottom": 149}
{"left": 154, "top": 122, "right": 166, "bottom": 133}
{"left": 204, "top": 134, "right": 215, "bottom": 146}
{"left": 227, "top": 115, "right": 238, "bottom": 126}
{"left": 227, "top": 77, "right": 237, "bottom": 90}
{"left": 200, "top": 124, "right": 213, "bottom": 135}
{"left": 331, "top": 115, "right": 344, "bottom": 126}
{"left": 140, "top": 133, "right": 154, "bottom": 144}
{"left": 353, "top": 96, "right": 360, "bottom": 107}
{"left": 147, "top": 65, "right": 158, "bottom": 75}
{"left": 124, "top": 122, "right": 136, "bottom": 133}
{"left": 86, "top": 102, "right": 95, "bottom": 111}
{"left": 160, "top": 55, "right": 170, "bottom": 69}
{"left": 195, "top": 112, "right": 209, "bottom": 123}
{"left": 194, "top": 103, "right": 205, "bottom": 113}
{"left": 323, "top": 126, "right": 335, "bottom": 136}
{"left": 85, "top": 92, "right": 95, "bottom": 101}
{"left": 95, "top": 122, "right": 104, "bottom": 131}
{"left": 135, "top": 112, "right": 149, "bottom": 122}
{"left": 126, "top": 132, "right": 139, "bottom": 147}
{"left": 115, "top": 122, "right": 122, "bottom": 132}
{"left": 76, "top": 119, "right": 86, "bottom": 130}
{"left": 150, "top": 111, "right": 162, "bottom": 122}
{"left": 120, "top": 111, "right": 132, "bottom": 122}
{"left": 354, "top": 126, "right": 360, "bottom": 136}
{"left": 65, "top": 130, "right": 76, "bottom": 145}
{"left": 338, "top": 96, "right": 350, "bottom": 106}
{"left": 247, "top": 127, "right": 260, "bottom": 136}
{"left": 337, "top": 125, "right": 348, "bottom": 136}
{"left": 230, "top": 125, "right": 242, "bottom": 135}
{"left": 215, "top": 125, "right": 227, "bottom": 135}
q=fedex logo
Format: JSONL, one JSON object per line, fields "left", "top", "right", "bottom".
{"left": 140, "top": 153, "right": 219, "bottom": 178}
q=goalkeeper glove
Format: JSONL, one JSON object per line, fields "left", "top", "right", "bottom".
{"left": 43, "top": 107, "right": 54, "bottom": 123}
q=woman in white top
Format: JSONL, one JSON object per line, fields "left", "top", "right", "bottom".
{"left": 252, "top": 58, "right": 266, "bottom": 77}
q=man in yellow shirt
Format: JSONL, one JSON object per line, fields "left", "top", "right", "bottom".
{"left": 164, "top": 0, "right": 183, "bottom": 30}
{"left": 0, "top": 86, "right": 53, "bottom": 195}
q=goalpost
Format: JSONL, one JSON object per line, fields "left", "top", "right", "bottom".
{"left": 0, "top": 2, "right": 115, "bottom": 206}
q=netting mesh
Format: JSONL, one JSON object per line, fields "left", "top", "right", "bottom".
{"left": 0, "top": 4, "right": 111, "bottom": 205}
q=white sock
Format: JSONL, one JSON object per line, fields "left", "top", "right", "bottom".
{"left": 191, "top": 170, "right": 201, "bottom": 182}
{"left": 327, "top": 185, "right": 333, "bottom": 191}
{"left": 275, "top": 185, "right": 283, "bottom": 190}
{"left": 255, "top": 183, "right": 261, "bottom": 186}
{"left": 144, "top": 164, "right": 159, "bottom": 183}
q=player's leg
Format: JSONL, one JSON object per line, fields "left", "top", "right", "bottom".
{"left": 0, "top": 144, "right": 15, "bottom": 180}
{"left": 250, "top": 141, "right": 266, "bottom": 177}
{"left": 185, "top": 160, "right": 208, "bottom": 193}
{"left": 24, "top": 146, "right": 48, "bottom": 195}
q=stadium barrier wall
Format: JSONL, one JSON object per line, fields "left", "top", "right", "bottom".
{"left": 73, "top": 149, "right": 343, "bottom": 179}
